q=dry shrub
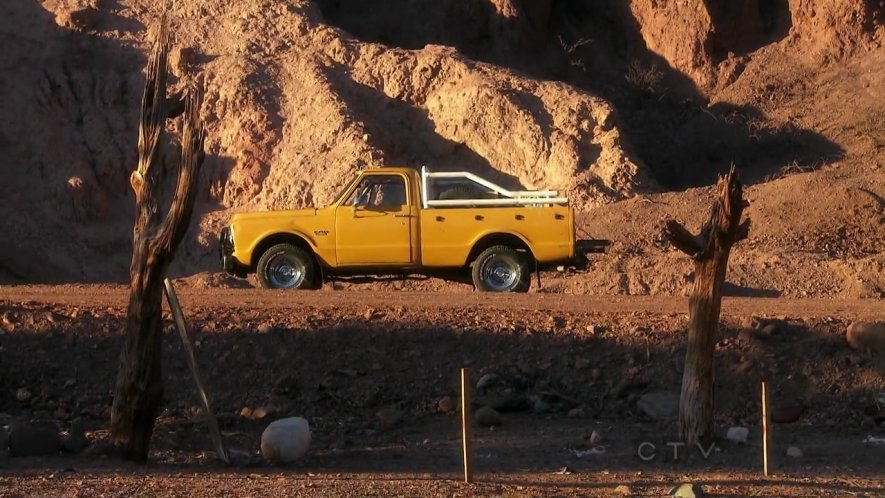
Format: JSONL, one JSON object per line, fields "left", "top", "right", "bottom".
{"left": 625, "top": 60, "right": 663, "bottom": 92}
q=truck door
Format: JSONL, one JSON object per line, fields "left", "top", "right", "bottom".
{"left": 335, "top": 173, "right": 414, "bottom": 266}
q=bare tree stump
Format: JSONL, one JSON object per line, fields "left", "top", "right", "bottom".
{"left": 665, "top": 166, "right": 749, "bottom": 445}
{"left": 110, "top": 16, "right": 206, "bottom": 461}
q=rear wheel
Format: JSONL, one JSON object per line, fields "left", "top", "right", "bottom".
{"left": 471, "top": 245, "right": 530, "bottom": 292}
{"left": 256, "top": 243, "right": 318, "bottom": 290}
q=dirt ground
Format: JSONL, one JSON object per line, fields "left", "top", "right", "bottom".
{"left": 1, "top": 285, "right": 883, "bottom": 496}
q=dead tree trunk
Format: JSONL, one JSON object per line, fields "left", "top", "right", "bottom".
{"left": 110, "top": 16, "right": 206, "bottom": 461}
{"left": 665, "top": 166, "right": 749, "bottom": 445}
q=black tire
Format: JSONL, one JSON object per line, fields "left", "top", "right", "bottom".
{"left": 471, "top": 245, "right": 531, "bottom": 292}
{"left": 256, "top": 243, "right": 318, "bottom": 290}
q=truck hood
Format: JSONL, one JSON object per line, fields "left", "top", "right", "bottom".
{"left": 230, "top": 208, "right": 319, "bottom": 223}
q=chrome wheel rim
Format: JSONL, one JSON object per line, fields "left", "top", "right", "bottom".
{"left": 484, "top": 259, "right": 518, "bottom": 291}
{"left": 267, "top": 254, "right": 305, "bottom": 289}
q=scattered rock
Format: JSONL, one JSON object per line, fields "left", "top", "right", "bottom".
{"left": 476, "top": 373, "right": 500, "bottom": 390}
{"left": 567, "top": 407, "right": 584, "bottom": 419}
{"left": 554, "top": 465, "right": 575, "bottom": 474}
{"left": 251, "top": 406, "right": 272, "bottom": 420}
{"left": 744, "top": 316, "right": 786, "bottom": 333}
{"left": 847, "top": 321, "right": 885, "bottom": 353}
{"left": 187, "top": 405, "right": 205, "bottom": 420}
{"left": 475, "top": 406, "right": 502, "bottom": 427}
{"left": 737, "top": 328, "right": 757, "bottom": 344}
{"left": 572, "top": 447, "right": 606, "bottom": 459}
{"left": 771, "top": 402, "right": 804, "bottom": 424}
{"left": 637, "top": 391, "right": 680, "bottom": 420}
{"left": 227, "top": 447, "right": 257, "bottom": 466}
{"left": 375, "top": 407, "right": 403, "bottom": 429}
{"left": 239, "top": 407, "right": 253, "bottom": 419}
{"left": 591, "top": 368, "right": 602, "bottom": 380}
{"left": 260, "top": 417, "right": 311, "bottom": 463}
{"left": 0, "top": 312, "right": 14, "bottom": 331}
{"left": 574, "top": 358, "right": 591, "bottom": 370}
{"left": 437, "top": 396, "right": 455, "bottom": 414}
{"left": 589, "top": 429, "right": 604, "bottom": 445}
{"left": 548, "top": 316, "right": 566, "bottom": 329}
{"left": 725, "top": 426, "right": 749, "bottom": 444}
{"left": 786, "top": 445, "right": 803, "bottom": 458}
{"left": 8, "top": 423, "right": 60, "bottom": 457}
{"left": 614, "top": 484, "right": 632, "bottom": 495}
{"left": 15, "top": 388, "right": 32, "bottom": 403}
{"left": 669, "top": 482, "right": 704, "bottom": 497}
{"left": 61, "top": 418, "right": 89, "bottom": 454}
{"left": 257, "top": 322, "right": 274, "bottom": 334}
{"left": 528, "top": 394, "right": 551, "bottom": 414}
{"left": 760, "top": 323, "right": 780, "bottom": 336}
{"left": 862, "top": 435, "right": 885, "bottom": 445}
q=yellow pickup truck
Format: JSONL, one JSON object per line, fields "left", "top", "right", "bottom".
{"left": 219, "top": 167, "right": 606, "bottom": 292}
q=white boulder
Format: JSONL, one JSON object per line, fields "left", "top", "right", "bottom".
{"left": 725, "top": 426, "right": 749, "bottom": 444}
{"left": 847, "top": 322, "right": 885, "bottom": 353}
{"left": 260, "top": 417, "right": 311, "bottom": 463}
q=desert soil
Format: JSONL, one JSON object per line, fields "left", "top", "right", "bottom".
{"left": 1, "top": 286, "right": 883, "bottom": 496}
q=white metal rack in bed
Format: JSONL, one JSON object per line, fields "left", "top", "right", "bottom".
{"left": 420, "top": 166, "right": 568, "bottom": 209}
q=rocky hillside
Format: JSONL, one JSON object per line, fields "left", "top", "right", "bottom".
{"left": 0, "top": 0, "right": 881, "bottom": 296}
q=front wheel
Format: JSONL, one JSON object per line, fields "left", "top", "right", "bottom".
{"left": 471, "top": 245, "right": 530, "bottom": 292}
{"left": 256, "top": 243, "right": 318, "bottom": 290}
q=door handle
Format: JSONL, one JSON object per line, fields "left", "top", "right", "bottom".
{"left": 475, "top": 215, "right": 484, "bottom": 221}
{"left": 394, "top": 214, "right": 411, "bottom": 218}
{"left": 555, "top": 214, "right": 565, "bottom": 220}
{"left": 515, "top": 214, "right": 524, "bottom": 221}
{"left": 436, "top": 216, "right": 445, "bottom": 222}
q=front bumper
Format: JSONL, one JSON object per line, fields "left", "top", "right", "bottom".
{"left": 219, "top": 227, "right": 248, "bottom": 277}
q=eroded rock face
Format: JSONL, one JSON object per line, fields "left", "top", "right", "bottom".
{"left": 629, "top": 0, "right": 716, "bottom": 86}
{"left": 787, "top": 0, "right": 884, "bottom": 61}
{"left": 628, "top": 0, "right": 882, "bottom": 87}
{"left": 192, "top": 0, "right": 655, "bottom": 211}
{"left": 0, "top": 0, "right": 879, "bottom": 284}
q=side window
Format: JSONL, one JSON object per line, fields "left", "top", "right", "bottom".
{"left": 346, "top": 175, "right": 407, "bottom": 209}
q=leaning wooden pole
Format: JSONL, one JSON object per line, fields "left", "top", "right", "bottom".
{"left": 110, "top": 14, "right": 206, "bottom": 461}
{"left": 164, "top": 279, "right": 229, "bottom": 464}
{"left": 461, "top": 367, "right": 472, "bottom": 483}
{"left": 664, "top": 166, "right": 750, "bottom": 445}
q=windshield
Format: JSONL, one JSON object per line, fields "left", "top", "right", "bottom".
{"left": 331, "top": 175, "right": 360, "bottom": 206}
